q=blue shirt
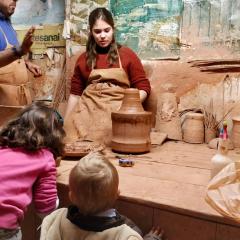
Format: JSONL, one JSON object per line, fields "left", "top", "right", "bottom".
{"left": 0, "top": 12, "right": 19, "bottom": 50}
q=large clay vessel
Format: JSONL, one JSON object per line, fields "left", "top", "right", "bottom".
{"left": 111, "top": 88, "right": 152, "bottom": 153}
{"left": 231, "top": 116, "right": 240, "bottom": 148}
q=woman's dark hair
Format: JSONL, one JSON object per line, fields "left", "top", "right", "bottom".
{"left": 0, "top": 101, "right": 66, "bottom": 157}
{"left": 86, "top": 7, "right": 119, "bottom": 68}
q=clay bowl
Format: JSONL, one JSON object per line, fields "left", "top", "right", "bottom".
{"left": 63, "top": 140, "right": 105, "bottom": 158}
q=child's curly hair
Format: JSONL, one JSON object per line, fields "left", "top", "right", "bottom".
{"left": 0, "top": 101, "right": 65, "bottom": 157}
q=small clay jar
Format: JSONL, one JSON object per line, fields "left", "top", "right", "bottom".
{"left": 111, "top": 88, "right": 152, "bottom": 153}
{"left": 182, "top": 112, "right": 204, "bottom": 144}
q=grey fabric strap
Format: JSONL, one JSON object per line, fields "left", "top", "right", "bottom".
{"left": 143, "top": 232, "right": 164, "bottom": 240}
{"left": 0, "top": 229, "right": 21, "bottom": 240}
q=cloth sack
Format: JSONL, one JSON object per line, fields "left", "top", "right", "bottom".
{"left": 155, "top": 92, "right": 182, "bottom": 140}
{"left": 205, "top": 161, "right": 240, "bottom": 222}
{"left": 0, "top": 83, "right": 32, "bottom": 105}
{"left": 0, "top": 59, "right": 32, "bottom": 106}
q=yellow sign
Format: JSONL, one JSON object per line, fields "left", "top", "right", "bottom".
{"left": 15, "top": 24, "right": 66, "bottom": 54}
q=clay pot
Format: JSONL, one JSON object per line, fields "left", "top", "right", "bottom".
{"left": 208, "top": 138, "right": 234, "bottom": 150}
{"left": 231, "top": 116, "right": 240, "bottom": 148}
{"left": 111, "top": 88, "right": 152, "bottom": 153}
{"left": 205, "top": 128, "right": 217, "bottom": 144}
{"left": 182, "top": 113, "right": 204, "bottom": 144}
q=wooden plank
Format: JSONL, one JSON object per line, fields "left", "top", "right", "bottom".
{"left": 219, "top": 0, "right": 231, "bottom": 39}
{"left": 113, "top": 157, "right": 210, "bottom": 186}
{"left": 200, "top": 65, "right": 240, "bottom": 73}
{"left": 115, "top": 199, "right": 154, "bottom": 235}
{"left": 57, "top": 183, "right": 70, "bottom": 207}
{"left": 189, "top": 59, "right": 240, "bottom": 66}
{"left": 57, "top": 142, "right": 240, "bottom": 227}
{"left": 189, "top": 2, "right": 201, "bottom": 37}
{"left": 153, "top": 208, "right": 216, "bottom": 240}
{"left": 144, "top": 142, "right": 215, "bottom": 169}
{"left": 209, "top": 0, "right": 221, "bottom": 40}
{"left": 216, "top": 223, "right": 240, "bottom": 240}
{"left": 57, "top": 158, "right": 212, "bottom": 219}
{"left": 198, "top": 1, "right": 211, "bottom": 38}
{"left": 231, "top": 0, "right": 240, "bottom": 36}
{"left": 181, "top": 2, "right": 192, "bottom": 40}
{"left": 117, "top": 171, "right": 214, "bottom": 216}
{"left": 21, "top": 204, "right": 37, "bottom": 240}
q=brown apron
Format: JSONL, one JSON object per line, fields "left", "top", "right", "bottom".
{"left": 64, "top": 55, "right": 130, "bottom": 145}
{"left": 0, "top": 27, "right": 31, "bottom": 106}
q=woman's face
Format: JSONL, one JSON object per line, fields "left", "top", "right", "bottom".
{"left": 0, "top": 0, "right": 17, "bottom": 17}
{"left": 91, "top": 18, "right": 113, "bottom": 48}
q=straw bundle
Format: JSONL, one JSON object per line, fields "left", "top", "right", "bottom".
{"left": 52, "top": 59, "right": 66, "bottom": 109}
{"left": 203, "top": 99, "right": 218, "bottom": 130}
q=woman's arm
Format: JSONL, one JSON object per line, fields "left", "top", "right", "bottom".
{"left": 121, "top": 47, "right": 151, "bottom": 100}
{"left": 0, "top": 48, "right": 23, "bottom": 67}
{"left": 64, "top": 54, "right": 87, "bottom": 119}
{"left": 25, "top": 59, "right": 42, "bottom": 77}
{"left": 0, "top": 27, "right": 35, "bottom": 67}
{"left": 64, "top": 94, "right": 80, "bottom": 120}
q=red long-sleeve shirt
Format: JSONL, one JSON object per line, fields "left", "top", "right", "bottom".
{"left": 70, "top": 46, "right": 151, "bottom": 96}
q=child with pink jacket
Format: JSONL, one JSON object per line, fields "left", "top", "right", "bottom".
{"left": 0, "top": 102, "right": 65, "bottom": 240}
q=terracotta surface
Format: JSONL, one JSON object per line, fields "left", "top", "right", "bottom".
{"left": 54, "top": 141, "right": 240, "bottom": 240}
{"left": 0, "top": 105, "right": 23, "bottom": 126}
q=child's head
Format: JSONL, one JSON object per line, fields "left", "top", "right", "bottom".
{"left": 0, "top": 101, "right": 65, "bottom": 157}
{"left": 69, "top": 151, "right": 119, "bottom": 215}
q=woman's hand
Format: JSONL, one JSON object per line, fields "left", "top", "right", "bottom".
{"left": 64, "top": 94, "right": 80, "bottom": 120}
{"left": 21, "top": 26, "right": 35, "bottom": 55}
{"left": 25, "top": 60, "right": 42, "bottom": 77}
{"left": 139, "top": 90, "right": 147, "bottom": 102}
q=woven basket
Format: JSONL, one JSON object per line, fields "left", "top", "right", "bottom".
{"left": 182, "top": 112, "right": 204, "bottom": 144}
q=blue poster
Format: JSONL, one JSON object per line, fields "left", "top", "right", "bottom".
{"left": 109, "top": 0, "right": 183, "bottom": 59}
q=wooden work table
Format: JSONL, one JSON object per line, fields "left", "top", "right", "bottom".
{"left": 56, "top": 141, "right": 240, "bottom": 240}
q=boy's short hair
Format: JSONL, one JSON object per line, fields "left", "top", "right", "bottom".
{"left": 69, "top": 151, "right": 119, "bottom": 215}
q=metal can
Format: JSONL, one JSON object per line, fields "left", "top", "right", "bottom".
{"left": 118, "top": 158, "right": 134, "bottom": 167}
